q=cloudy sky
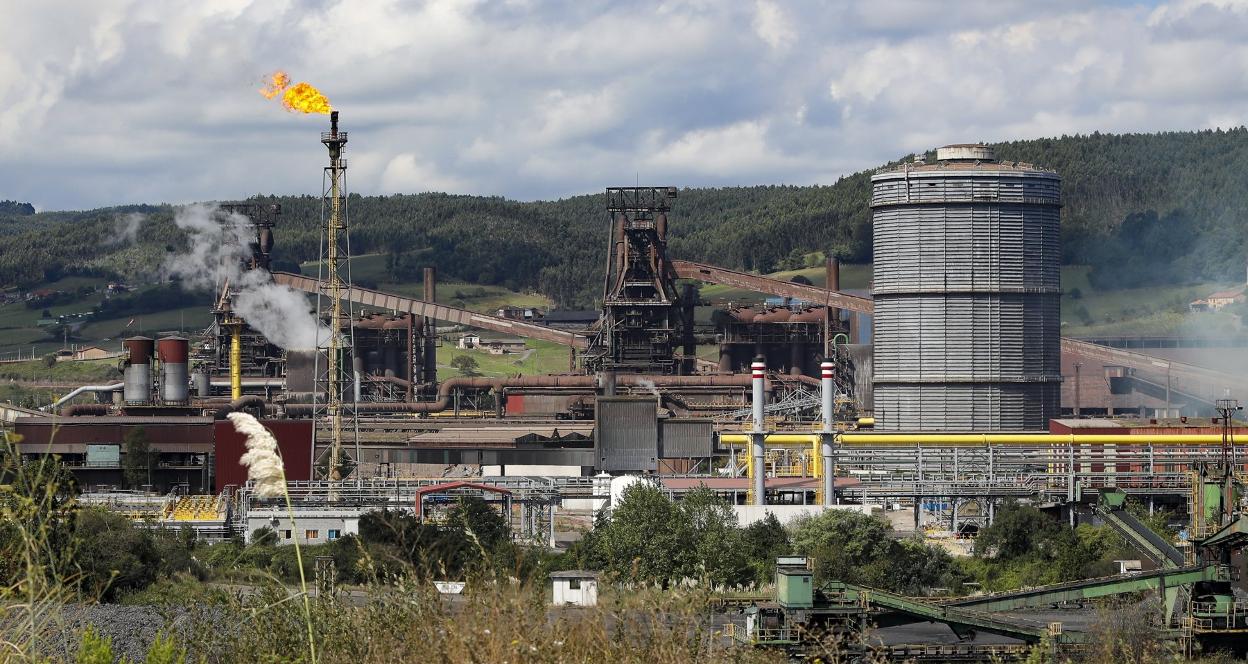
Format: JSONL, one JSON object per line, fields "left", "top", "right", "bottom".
{"left": 4, "top": 0, "right": 1248, "bottom": 211}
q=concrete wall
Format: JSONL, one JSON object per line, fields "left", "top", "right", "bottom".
{"left": 732, "top": 503, "right": 879, "bottom": 527}
{"left": 246, "top": 509, "right": 360, "bottom": 545}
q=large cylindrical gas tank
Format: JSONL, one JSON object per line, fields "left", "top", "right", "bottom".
{"left": 158, "top": 336, "right": 190, "bottom": 404}
{"left": 123, "top": 336, "right": 154, "bottom": 405}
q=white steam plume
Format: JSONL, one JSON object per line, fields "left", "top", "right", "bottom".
{"left": 163, "top": 203, "right": 329, "bottom": 350}
{"left": 635, "top": 378, "right": 660, "bottom": 397}
{"left": 106, "top": 212, "right": 145, "bottom": 246}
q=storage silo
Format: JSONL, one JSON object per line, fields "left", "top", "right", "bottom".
{"left": 157, "top": 336, "right": 190, "bottom": 405}
{"left": 870, "top": 144, "right": 1061, "bottom": 430}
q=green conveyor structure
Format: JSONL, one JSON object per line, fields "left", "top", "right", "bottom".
{"left": 1095, "top": 489, "right": 1186, "bottom": 568}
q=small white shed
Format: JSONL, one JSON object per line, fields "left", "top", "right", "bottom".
{"left": 550, "top": 570, "right": 600, "bottom": 607}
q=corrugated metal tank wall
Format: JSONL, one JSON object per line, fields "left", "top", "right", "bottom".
{"left": 870, "top": 146, "right": 1062, "bottom": 430}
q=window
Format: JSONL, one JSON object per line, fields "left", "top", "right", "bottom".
{"left": 328, "top": 530, "right": 340, "bottom": 540}
{"left": 568, "top": 578, "right": 581, "bottom": 590}
{"left": 282, "top": 530, "right": 292, "bottom": 540}
{"left": 305, "top": 529, "right": 319, "bottom": 540}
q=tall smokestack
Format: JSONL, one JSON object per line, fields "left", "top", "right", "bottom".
{"left": 820, "top": 360, "right": 835, "bottom": 505}
{"left": 751, "top": 358, "right": 766, "bottom": 506}
{"left": 330, "top": 110, "right": 339, "bottom": 138}
{"left": 423, "top": 266, "right": 438, "bottom": 385}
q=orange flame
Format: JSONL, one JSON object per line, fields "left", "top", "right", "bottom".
{"left": 259, "top": 71, "right": 290, "bottom": 99}
{"left": 258, "top": 70, "right": 333, "bottom": 115}
{"left": 281, "top": 82, "right": 332, "bottom": 114}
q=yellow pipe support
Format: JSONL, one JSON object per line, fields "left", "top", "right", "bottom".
{"left": 721, "top": 433, "right": 1231, "bottom": 447}
{"left": 229, "top": 324, "right": 242, "bottom": 400}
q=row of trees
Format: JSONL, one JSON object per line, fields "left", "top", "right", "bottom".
{"left": 571, "top": 483, "right": 1156, "bottom": 596}
{"left": 569, "top": 483, "right": 965, "bottom": 594}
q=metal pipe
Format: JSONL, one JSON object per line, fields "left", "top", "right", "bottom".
{"left": 283, "top": 373, "right": 754, "bottom": 415}
{"left": 47, "top": 383, "right": 123, "bottom": 410}
{"left": 212, "top": 395, "right": 267, "bottom": 420}
{"left": 209, "top": 379, "right": 285, "bottom": 388}
{"left": 721, "top": 433, "right": 1233, "bottom": 447}
{"left": 820, "top": 360, "right": 835, "bottom": 505}
{"left": 751, "top": 359, "right": 766, "bottom": 506}
{"left": 752, "top": 359, "right": 766, "bottom": 433}
{"left": 422, "top": 267, "right": 438, "bottom": 386}
{"left": 230, "top": 323, "right": 242, "bottom": 400}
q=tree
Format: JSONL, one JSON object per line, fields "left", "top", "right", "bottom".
{"left": 592, "top": 482, "right": 695, "bottom": 584}
{"left": 789, "top": 509, "right": 959, "bottom": 594}
{"left": 73, "top": 508, "right": 160, "bottom": 600}
{"left": 741, "top": 512, "right": 791, "bottom": 584}
{"left": 973, "top": 502, "right": 1065, "bottom": 560}
{"left": 450, "top": 354, "right": 480, "bottom": 377}
{"left": 448, "top": 496, "right": 511, "bottom": 555}
{"left": 679, "top": 487, "right": 751, "bottom": 586}
{"left": 122, "top": 426, "right": 156, "bottom": 489}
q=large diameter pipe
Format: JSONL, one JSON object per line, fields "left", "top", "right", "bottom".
{"left": 230, "top": 324, "right": 242, "bottom": 400}
{"left": 820, "top": 361, "right": 834, "bottom": 433}
{"left": 820, "top": 360, "right": 835, "bottom": 506}
{"left": 751, "top": 359, "right": 766, "bottom": 506}
{"left": 422, "top": 267, "right": 438, "bottom": 385}
{"left": 212, "top": 395, "right": 267, "bottom": 420}
{"left": 47, "top": 383, "right": 123, "bottom": 410}
{"left": 721, "top": 433, "right": 1232, "bottom": 447}
{"left": 751, "top": 360, "right": 766, "bottom": 433}
{"left": 283, "top": 373, "right": 755, "bottom": 415}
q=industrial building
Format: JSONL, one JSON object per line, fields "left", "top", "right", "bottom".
{"left": 7, "top": 115, "right": 1248, "bottom": 653}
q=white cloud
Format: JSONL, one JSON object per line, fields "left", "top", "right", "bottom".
{"left": 4, "top": 1, "right": 1248, "bottom": 211}
{"left": 380, "top": 153, "right": 467, "bottom": 194}
{"left": 753, "top": 0, "right": 795, "bottom": 51}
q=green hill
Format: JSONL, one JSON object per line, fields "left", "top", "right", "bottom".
{"left": 4, "top": 129, "right": 1248, "bottom": 312}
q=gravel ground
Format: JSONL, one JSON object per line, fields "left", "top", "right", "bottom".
{"left": 3, "top": 603, "right": 233, "bottom": 663}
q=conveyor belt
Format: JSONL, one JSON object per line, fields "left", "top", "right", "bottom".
{"left": 272, "top": 272, "right": 591, "bottom": 349}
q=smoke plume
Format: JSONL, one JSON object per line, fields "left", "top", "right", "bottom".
{"left": 634, "top": 378, "right": 661, "bottom": 397}
{"left": 106, "top": 212, "right": 145, "bottom": 246}
{"left": 163, "top": 203, "right": 329, "bottom": 350}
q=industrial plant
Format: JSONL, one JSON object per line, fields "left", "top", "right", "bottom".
{"left": 7, "top": 113, "right": 1248, "bottom": 659}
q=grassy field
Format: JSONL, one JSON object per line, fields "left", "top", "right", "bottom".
{"left": 1058, "top": 266, "right": 1238, "bottom": 337}
{"left": 301, "top": 254, "right": 553, "bottom": 314}
{"left": 436, "top": 339, "right": 574, "bottom": 378}
{"left": 1, "top": 255, "right": 1239, "bottom": 366}
{"left": 0, "top": 358, "right": 120, "bottom": 383}
{"left": 76, "top": 306, "right": 215, "bottom": 342}
{"left": 697, "top": 263, "right": 872, "bottom": 304}
{"left": 695, "top": 262, "right": 1242, "bottom": 338}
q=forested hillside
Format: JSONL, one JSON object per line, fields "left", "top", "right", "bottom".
{"left": 4, "top": 129, "right": 1248, "bottom": 307}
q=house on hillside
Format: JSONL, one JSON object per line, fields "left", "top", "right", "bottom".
{"left": 457, "top": 333, "right": 526, "bottom": 354}
{"left": 496, "top": 305, "right": 541, "bottom": 321}
{"left": 1190, "top": 285, "right": 1247, "bottom": 312}
{"left": 73, "top": 346, "right": 112, "bottom": 361}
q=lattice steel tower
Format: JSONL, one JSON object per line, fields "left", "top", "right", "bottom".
{"left": 313, "top": 111, "right": 359, "bottom": 480}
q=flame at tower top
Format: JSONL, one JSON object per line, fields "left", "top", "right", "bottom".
{"left": 259, "top": 70, "right": 332, "bottom": 115}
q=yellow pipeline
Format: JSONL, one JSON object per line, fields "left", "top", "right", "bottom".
{"left": 229, "top": 323, "right": 242, "bottom": 400}
{"left": 721, "top": 433, "right": 1230, "bottom": 447}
